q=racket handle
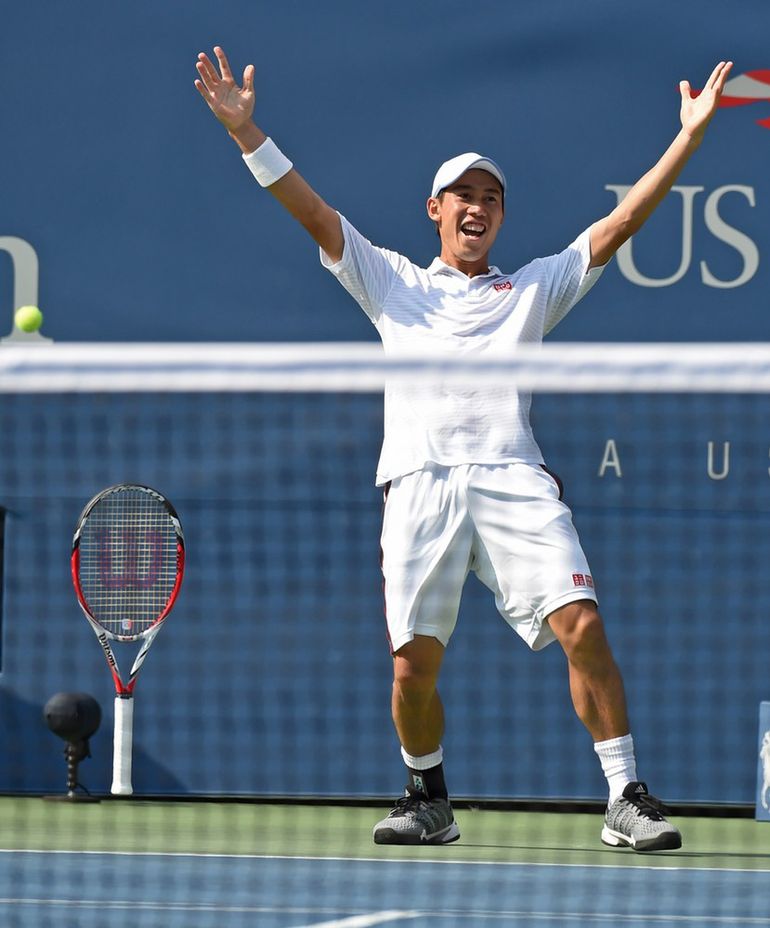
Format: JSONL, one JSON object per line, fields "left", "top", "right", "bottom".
{"left": 111, "top": 695, "right": 134, "bottom": 796}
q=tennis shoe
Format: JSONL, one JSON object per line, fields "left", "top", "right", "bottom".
{"left": 601, "top": 781, "right": 682, "bottom": 852}
{"left": 373, "top": 787, "right": 460, "bottom": 845}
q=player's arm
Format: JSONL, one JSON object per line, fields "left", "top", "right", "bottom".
{"left": 195, "top": 46, "right": 344, "bottom": 262}
{"left": 589, "top": 60, "right": 732, "bottom": 269}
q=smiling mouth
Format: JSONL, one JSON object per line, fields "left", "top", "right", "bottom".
{"left": 461, "top": 222, "right": 486, "bottom": 240}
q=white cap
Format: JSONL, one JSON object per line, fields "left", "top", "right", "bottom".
{"left": 430, "top": 152, "right": 507, "bottom": 199}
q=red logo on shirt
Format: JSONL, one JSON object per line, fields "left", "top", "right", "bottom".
{"left": 572, "top": 573, "right": 584, "bottom": 586}
{"left": 493, "top": 281, "right": 512, "bottom": 291}
{"left": 572, "top": 573, "right": 594, "bottom": 588}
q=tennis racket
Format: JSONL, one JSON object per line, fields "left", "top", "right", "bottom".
{"left": 71, "top": 484, "right": 185, "bottom": 795}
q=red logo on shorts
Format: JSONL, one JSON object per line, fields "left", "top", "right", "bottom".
{"left": 573, "top": 573, "right": 594, "bottom": 588}
{"left": 493, "top": 280, "right": 512, "bottom": 291}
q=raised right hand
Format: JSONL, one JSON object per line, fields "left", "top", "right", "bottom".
{"left": 195, "top": 46, "right": 255, "bottom": 132}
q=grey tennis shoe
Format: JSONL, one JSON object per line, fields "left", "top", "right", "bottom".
{"left": 601, "top": 781, "right": 682, "bottom": 852}
{"left": 373, "top": 788, "right": 460, "bottom": 845}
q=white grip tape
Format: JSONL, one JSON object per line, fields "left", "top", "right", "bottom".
{"left": 111, "top": 695, "right": 134, "bottom": 796}
{"left": 242, "top": 137, "right": 293, "bottom": 187}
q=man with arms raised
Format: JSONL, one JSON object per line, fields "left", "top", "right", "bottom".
{"left": 195, "top": 48, "right": 731, "bottom": 851}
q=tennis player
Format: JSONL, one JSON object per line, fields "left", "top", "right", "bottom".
{"left": 195, "top": 48, "right": 731, "bottom": 852}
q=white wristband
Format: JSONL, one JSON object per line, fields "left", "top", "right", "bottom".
{"left": 242, "top": 137, "right": 293, "bottom": 187}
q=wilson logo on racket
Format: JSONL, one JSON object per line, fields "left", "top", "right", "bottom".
{"left": 71, "top": 483, "right": 185, "bottom": 796}
{"left": 97, "top": 632, "right": 118, "bottom": 668}
{"left": 96, "top": 528, "right": 165, "bottom": 590}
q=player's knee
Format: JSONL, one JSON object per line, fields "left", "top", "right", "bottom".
{"left": 548, "top": 601, "right": 609, "bottom": 661}
{"left": 392, "top": 637, "right": 443, "bottom": 699}
{"left": 393, "top": 660, "right": 439, "bottom": 699}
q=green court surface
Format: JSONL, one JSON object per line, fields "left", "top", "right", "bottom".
{"left": 2, "top": 797, "right": 767, "bottom": 869}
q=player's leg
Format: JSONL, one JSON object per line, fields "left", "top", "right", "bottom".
{"left": 546, "top": 600, "right": 628, "bottom": 743}
{"left": 392, "top": 634, "right": 446, "bottom": 760}
{"left": 373, "top": 465, "right": 471, "bottom": 845}
{"left": 468, "top": 462, "right": 681, "bottom": 851}
{"left": 547, "top": 601, "right": 681, "bottom": 850}
{"left": 373, "top": 633, "right": 459, "bottom": 844}
{"left": 546, "top": 600, "right": 636, "bottom": 800}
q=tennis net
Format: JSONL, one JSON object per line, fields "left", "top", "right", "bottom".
{"left": 1, "top": 342, "right": 769, "bottom": 927}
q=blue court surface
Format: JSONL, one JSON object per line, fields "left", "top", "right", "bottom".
{"left": 2, "top": 850, "right": 770, "bottom": 928}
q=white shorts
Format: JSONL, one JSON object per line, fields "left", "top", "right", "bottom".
{"left": 380, "top": 462, "right": 597, "bottom": 653}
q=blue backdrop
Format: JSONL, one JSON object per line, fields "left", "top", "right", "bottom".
{"left": 1, "top": 0, "right": 769, "bottom": 343}
{"left": 2, "top": 0, "right": 770, "bottom": 803}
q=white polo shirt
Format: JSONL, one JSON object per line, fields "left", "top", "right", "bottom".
{"left": 321, "top": 215, "right": 605, "bottom": 485}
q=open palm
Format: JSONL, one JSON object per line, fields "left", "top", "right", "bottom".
{"left": 679, "top": 61, "right": 732, "bottom": 141}
{"left": 195, "top": 47, "right": 255, "bottom": 132}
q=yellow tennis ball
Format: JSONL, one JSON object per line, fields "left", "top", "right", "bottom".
{"left": 15, "top": 305, "right": 43, "bottom": 332}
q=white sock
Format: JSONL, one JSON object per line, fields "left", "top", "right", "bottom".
{"left": 401, "top": 745, "right": 443, "bottom": 770}
{"left": 594, "top": 734, "right": 637, "bottom": 804}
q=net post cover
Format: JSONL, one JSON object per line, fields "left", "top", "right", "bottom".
{"left": 757, "top": 701, "right": 770, "bottom": 822}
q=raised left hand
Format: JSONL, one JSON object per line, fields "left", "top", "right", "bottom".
{"left": 679, "top": 60, "right": 733, "bottom": 142}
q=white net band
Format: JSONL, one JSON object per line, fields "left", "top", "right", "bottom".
{"left": 1, "top": 342, "right": 770, "bottom": 392}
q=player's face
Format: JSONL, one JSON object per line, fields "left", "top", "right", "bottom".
{"left": 427, "top": 169, "right": 504, "bottom": 275}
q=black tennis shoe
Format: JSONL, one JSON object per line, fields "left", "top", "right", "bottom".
{"left": 601, "top": 781, "right": 682, "bottom": 852}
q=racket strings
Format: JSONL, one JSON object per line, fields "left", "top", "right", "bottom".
{"left": 77, "top": 488, "right": 180, "bottom": 632}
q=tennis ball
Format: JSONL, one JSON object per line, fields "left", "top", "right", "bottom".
{"left": 15, "top": 305, "right": 43, "bottom": 332}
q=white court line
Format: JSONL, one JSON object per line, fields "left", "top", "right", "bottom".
{"left": 0, "top": 899, "right": 768, "bottom": 925}
{"left": 291, "top": 913, "right": 420, "bottom": 928}
{"left": 1, "top": 847, "right": 769, "bottom": 875}
{"left": 0, "top": 900, "right": 417, "bottom": 920}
